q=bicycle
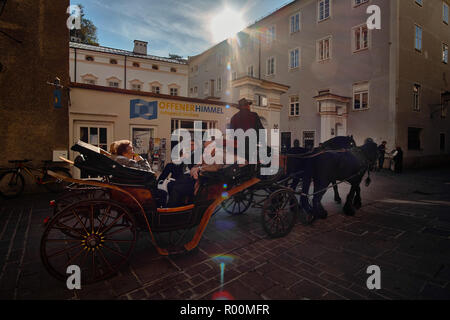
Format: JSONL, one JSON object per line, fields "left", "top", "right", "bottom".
{"left": 0, "top": 159, "right": 72, "bottom": 199}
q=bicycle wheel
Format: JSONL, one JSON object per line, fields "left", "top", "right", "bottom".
{"left": 0, "top": 170, "right": 25, "bottom": 198}
{"left": 42, "top": 169, "right": 72, "bottom": 193}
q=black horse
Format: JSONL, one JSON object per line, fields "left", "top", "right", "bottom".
{"left": 300, "top": 138, "right": 379, "bottom": 219}
{"left": 284, "top": 136, "right": 356, "bottom": 204}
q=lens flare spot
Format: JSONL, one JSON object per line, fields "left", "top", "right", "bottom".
{"left": 221, "top": 192, "right": 229, "bottom": 199}
{"left": 212, "top": 290, "right": 235, "bottom": 300}
{"left": 223, "top": 183, "right": 228, "bottom": 189}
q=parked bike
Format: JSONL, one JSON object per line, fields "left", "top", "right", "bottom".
{"left": 0, "top": 159, "right": 72, "bottom": 198}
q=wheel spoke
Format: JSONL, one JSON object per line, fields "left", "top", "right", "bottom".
{"left": 72, "top": 210, "right": 89, "bottom": 235}
{"left": 99, "top": 213, "right": 125, "bottom": 234}
{"left": 64, "top": 248, "right": 85, "bottom": 268}
{"left": 103, "top": 225, "right": 132, "bottom": 238}
{"left": 97, "top": 248, "right": 114, "bottom": 272}
{"left": 102, "top": 244, "right": 127, "bottom": 259}
{"left": 47, "top": 243, "right": 83, "bottom": 259}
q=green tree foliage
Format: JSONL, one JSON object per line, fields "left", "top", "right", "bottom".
{"left": 70, "top": 4, "right": 99, "bottom": 46}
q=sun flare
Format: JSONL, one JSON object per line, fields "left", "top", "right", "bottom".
{"left": 210, "top": 8, "right": 246, "bottom": 42}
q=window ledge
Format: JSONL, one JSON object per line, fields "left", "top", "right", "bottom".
{"left": 318, "top": 16, "right": 331, "bottom": 23}
{"left": 317, "top": 58, "right": 331, "bottom": 63}
{"left": 289, "top": 67, "right": 300, "bottom": 72}
{"left": 289, "top": 115, "right": 301, "bottom": 118}
{"left": 353, "top": 2, "right": 369, "bottom": 9}
{"left": 353, "top": 47, "right": 369, "bottom": 54}
{"left": 352, "top": 107, "right": 370, "bottom": 111}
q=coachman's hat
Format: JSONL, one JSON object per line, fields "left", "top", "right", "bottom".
{"left": 237, "top": 98, "right": 252, "bottom": 108}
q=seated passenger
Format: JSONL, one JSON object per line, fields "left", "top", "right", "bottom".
{"left": 114, "top": 140, "right": 152, "bottom": 171}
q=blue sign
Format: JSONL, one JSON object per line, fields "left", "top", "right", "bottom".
{"left": 130, "top": 99, "right": 158, "bottom": 120}
{"left": 54, "top": 89, "right": 62, "bottom": 108}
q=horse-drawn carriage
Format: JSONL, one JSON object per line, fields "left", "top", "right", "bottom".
{"left": 41, "top": 141, "right": 305, "bottom": 284}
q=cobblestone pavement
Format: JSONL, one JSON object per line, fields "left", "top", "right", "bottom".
{"left": 1, "top": 167, "right": 450, "bottom": 300}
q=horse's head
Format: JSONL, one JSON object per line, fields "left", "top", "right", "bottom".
{"left": 360, "top": 138, "right": 379, "bottom": 167}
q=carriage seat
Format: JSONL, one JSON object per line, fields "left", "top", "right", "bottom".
{"left": 71, "top": 141, "right": 156, "bottom": 189}
{"left": 199, "top": 163, "right": 256, "bottom": 188}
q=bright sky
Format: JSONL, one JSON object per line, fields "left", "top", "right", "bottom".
{"left": 71, "top": 0, "right": 291, "bottom": 58}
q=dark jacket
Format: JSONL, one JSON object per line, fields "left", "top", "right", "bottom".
{"left": 230, "top": 108, "right": 264, "bottom": 131}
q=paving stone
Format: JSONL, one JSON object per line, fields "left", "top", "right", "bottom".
{"left": 261, "top": 285, "right": 297, "bottom": 300}
{"left": 222, "top": 279, "right": 262, "bottom": 300}
{"left": 290, "top": 279, "right": 327, "bottom": 299}
{"left": 239, "top": 270, "right": 277, "bottom": 292}
{"left": 420, "top": 283, "right": 450, "bottom": 300}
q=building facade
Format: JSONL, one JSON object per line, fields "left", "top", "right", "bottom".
{"left": 70, "top": 40, "right": 189, "bottom": 96}
{"left": 68, "top": 83, "right": 239, "bottom": 177}
{"left": 188, "top": 0, "right": 450, "bottom": 167}
{"left": 0, "top": 0, "right": 70, "bottom": 170}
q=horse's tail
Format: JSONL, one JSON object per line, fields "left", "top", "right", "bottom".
{"left": 364, "top": 167, "right": 372, "bottom": 187}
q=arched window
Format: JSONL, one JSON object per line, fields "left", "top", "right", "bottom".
{"left": 132, "top": 62, "right": 140, "bottom": 68}
{"left": 110, "top": 59, "right": 118, "bottom": 64}
{"left": 152, "top": 64, "right": 159, "bottom": 70}
{"left": 170, "top": 67, "right": 177, "bottom": 73}
{"left": 85, "top": 55, "right": 94, "bottom": 62}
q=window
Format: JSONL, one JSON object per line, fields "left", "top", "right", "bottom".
{"left": 190, "top": 87, "right": 194, "bottom": 95}
{"left": 290, "top": 95, "right": 300, "bottom": 116}
{"left": 232, "top": 72, "right": 237, "bottom": 81}
{"left": 317, "top": 37, "right": 331, "bottom": 61}
{"left": 217, "top": 77, "right": 222, "bottom": 92}
{"left": 290, "top": 12, "right": 300, "bottom": 33}
{"left": 170, "top": 67, "right": 177, "bottom": 72}
{"left": 444, "top": 2, "right": 449, "bottom": 24}
{"left": 79, "top": 126, "right": 108, "bottom": 151}
{"left": 415, "top": 25, "right": 423, "bottom": 51}
{"left": 217, "top": 53, "right": 223, "bottom": 66}
{"left": 413, "top": 83, "right": 421, "bottom": 111}
{"left": 354, "top": 0, "right": 369, "bottom": 6}
{"left": 107, "top": 77, "right": 121, "bottom": 88}
{"left": 318, "top": 0, "right": 330, "bottom": 22}
{"left": 132, "top": 62, "right": 140, "bottom": 68}
{"left": 132, "top": 84, "right": 141, "bottom": 91}
{"left": 170, "top": 88, "right": 178, "bottom": 96}
{"left": 131, "top": 127, "right": 154, "bottom": 158}
{"left": 303, "top": 131, "right": 315, "bottom": 150}
{"left": 353, "top": 82, "right": 369, "bottom": 110}
{"left": 110, "top": 59, "right": 118, "bottom": 65}
{"left": 353, "top": 25, "right": 369, "bottom": 52}
{"left": 81, "top": 74, "right": 97, "bottom": 85}
{"left": 204, "top": 82, "right": 209, "bottom": 94}
{"left": 440, "top": 133, "right": 446, "bottom": 151}
{"left": 266, "top": 26, "right": 276, "bottom": 44}
{"left": 194, "top": 86, "right": 198, "bottom": 95}
{"left": 152, "top": 64, "right": 159, "bottom": 70}
{"left": 415, "top": 0, "right": 423, "bottom": 6}
{"left": 408, "top": 127, "right": 422, "bottom": 150}
{"left": 443, "top": 43, "right": 449, "bottom": 63}
{"left": 85, "top": 55, "right": 94, "bottom": 61}
{"left": 248, "top": 65, "right": 254, "bottom": 77}
{"left": 289, "top": 48, "right": 300, "bottom": 69}
{"left": 254, "top": 94, "right": 268, "bottom": 107}
{"left": 151, "top": 86, "right": 160, "bottom": 94}
{"left": 267, "top": 57, "right": 275, "bottom": 75}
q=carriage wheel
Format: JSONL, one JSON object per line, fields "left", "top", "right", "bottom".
{"left": 221, "top": 189, "right": 254, "bottom": 215}
{"left": 261, "top": 189, "right": 298, "bottom": 238}
{"left": 41, "top": 199, "right": 136, "bottom": 284}
{"left": 53, "top": 188, "right": 109, "bottom": 215}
